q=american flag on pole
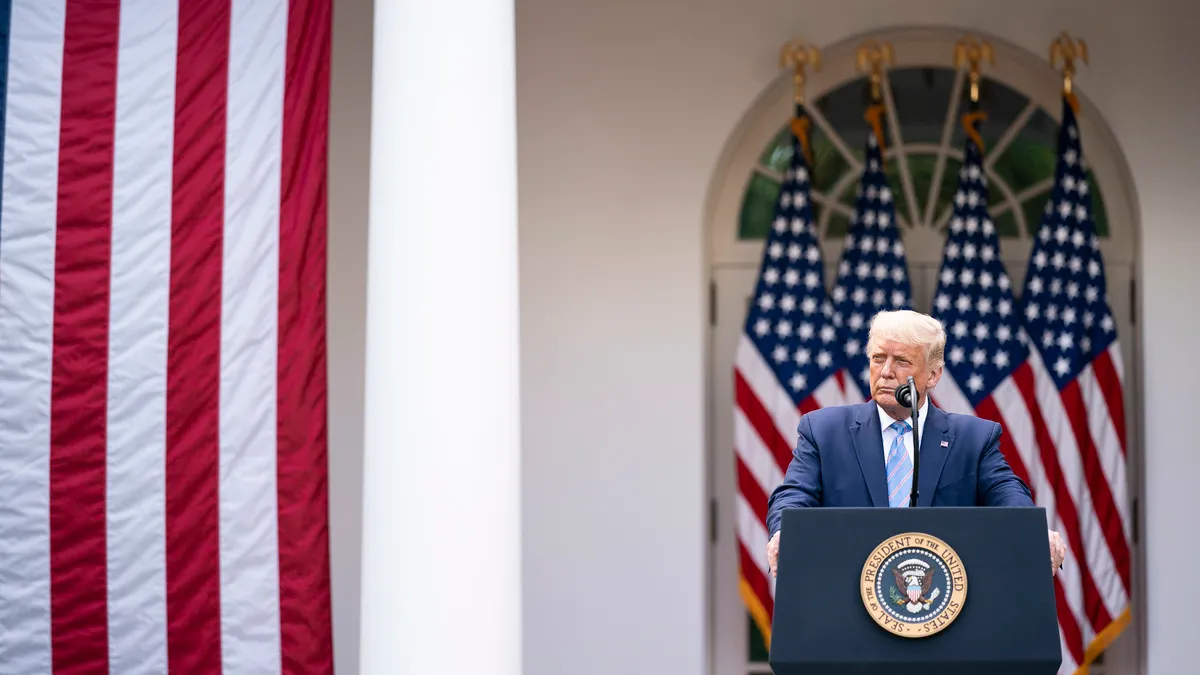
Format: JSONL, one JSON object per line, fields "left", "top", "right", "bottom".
{"left": 0, "top": 1, "right": 334, "bottom": 673}
{"left": 928, "top": 98, "right": 1131, "bottom": 674}
{"left": 829, "top": 105, "right": 915, "bottom": 402}
{"left": 733, "top": 105, "right": 844, "bottom": 647}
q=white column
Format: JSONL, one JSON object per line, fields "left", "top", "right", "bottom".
{"left": 359, "top": 0, "right": 521, "bottom": 672}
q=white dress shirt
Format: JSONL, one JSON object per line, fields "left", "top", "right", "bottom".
{"left": 878, "top": 395, "right": 928, "bottom": 465}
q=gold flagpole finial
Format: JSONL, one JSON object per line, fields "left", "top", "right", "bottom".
{"left": 779, "top": 39, "right": 820, "bottom": 104}
{"left": 856, "top": 40, "right": 893, "bottom": 102}
{"left": 955, "top": 35, "right": 994, "bottom": 103}
{"left": 1050, "top": 31, "right": 1088, "bottom": 96}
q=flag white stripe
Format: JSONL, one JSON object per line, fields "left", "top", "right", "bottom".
{"left": 105, "top": 2, "right": 177, "bottom": 671}
{"left": 1026, "top": 346, "right": 1128, "bottom": 622}
{"left": 734, "top": 408, "right": 784, "bottom": 500}
{"left": 1078, "top": 365, "right": 1131, "bottom": 612}
{"left": 736, "top": 335, "right": 800, "bottom": 452}
{"left": 812, "top": 375, "right": 844, "bottom": 408}
{"left": 841, "top": 371, "right": 866, "bottom": 404}
{"left": 1079, "top": 362, "right": 1130, "bottom": 526}
{"left": 220, "top": 1, "right": 286, "bottom": 672}
{"left": 935, "top": 370, "right": 1091, "bottom": 647}
{"left": 735, "top": 494, "right": 771, "bottom": 582}
{"left": 929, "top": 372, "right": 972, "bottom": 415}
{"left": 0, "top": 2, "right": 66, "bottom": 672}
{"left": 1107, "top": 342, "right": 1124, "bottom": 386}
{"left": 988, "top": 378, "right": 1089, "bottom": 632}
{"left": 991, "top": 377, "right": 1053, "bottom": 512}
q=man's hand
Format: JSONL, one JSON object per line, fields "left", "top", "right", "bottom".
{"left": 767, "top": 531, "right": 781, "bottom": 578}
{"left": 1048, "top": 529, "right": 1066, "bottom": 575}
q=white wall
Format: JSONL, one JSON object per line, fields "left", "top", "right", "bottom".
{"left": 328, "top": 0, "right": 1200, "bottom": 673}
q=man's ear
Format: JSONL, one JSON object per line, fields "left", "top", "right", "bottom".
{"left": 925, "top": 365, "right": 943, "bottom": 391}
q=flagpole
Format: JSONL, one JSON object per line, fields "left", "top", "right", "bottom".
{"left": 955, "top": 35, "right": 994, "bottom": 105}
{"left": 779, "top": 38, "right": 819, "bottom": 106}
{"left": 855, "top": 40, "right": 892, "bottom": 105}
{"left": 955, "top": 35, "right": 993, "bottom": 153}
{"left": 1050, "top": 31, "right": 1088, "bottom": 98}
{"left": 779, "top": 38, "right": 820, "bottom": 167}
{"left": 856, "top": 40, "right": 892, "bottom": 154}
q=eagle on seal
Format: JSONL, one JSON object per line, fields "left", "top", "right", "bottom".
{"left": 893, "top": 567, "right": 935, "bottom": 604}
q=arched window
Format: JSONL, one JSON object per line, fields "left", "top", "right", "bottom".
{"left": 706, "top": 28, "right": 1141, "bottom": 675}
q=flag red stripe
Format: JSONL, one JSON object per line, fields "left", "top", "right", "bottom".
{"left": 166, "top": 1, "right": 230, "bottom": 671}
{"left": 738, "top": 543, "right": 774, "bottom": 617}
{"left": 974, "top": 396, "right": 1034, "bottom": 498}
{"left": 49, "top": 1, "right": 121, "bottom": 667}
{"left": 277, "top": 0, "right": 334, "bottom": 671}
{"left": 1059, "top": 379, "right": 1132, "bottom": 594}
{"left": 1090, "top": 350, "right": 1127, "bottom": 454}
{"left": 734, "top": 371, "right": 793, "bottom": 473}
{"left": 797, "top": 394, "right": 820, "bottom": 415}
{"left": 1011, "top": 363, "right": 1111, "bottom": 631}
{"left": 1054, "top": 573, "right": 1085, "bottom": 664}
{"left": 736, "top": 456, "right": 770, "bottom": 520}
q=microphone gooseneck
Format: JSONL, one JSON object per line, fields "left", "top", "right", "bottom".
{"left": 899, "top": 376, "right": 920, "bottom": 507}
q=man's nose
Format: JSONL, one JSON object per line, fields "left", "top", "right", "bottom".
{"left": 880, "top": 359, "right": 895, "bottom": 378}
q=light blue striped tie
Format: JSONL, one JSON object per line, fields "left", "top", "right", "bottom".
{"left": 886, "top": 420, "right": 913, "bottom": 508}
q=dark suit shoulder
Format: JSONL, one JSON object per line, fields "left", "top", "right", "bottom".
{"left": 941, "top": 408, "right": 1000, "bottom": 434}
{"left": 797, "top": 402, "right": 873, "bottom": 429}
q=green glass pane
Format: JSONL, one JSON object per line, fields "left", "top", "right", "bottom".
{"left": 748, "top": 614, "right": 769, "bottom": 663}
{"left": 938, "top": 157, "right": 965, "bottom": 212}
{"left": 1015, "top": 169, "right": 1108, "bottom": 238}
{"left": 815, "top": 76, "right": 875, "bottom": 154}
{"left": 811, "top": 194, "right": 852, "bottom": 238}
{"left": 1021, "top": 196, "right": 1049, "bottom": 238}
{"left": 994, "top": 208, "right": 1021, "bottom": 238}
{"left": 759, "top": 125, "right": 793, "bottom": 175}
{"left": 738, "top": 172, "right": 781, "bottom": 240}
{"left": 760, "top": 122, "right": 851, "bottom": 196}
{"left": 810, "top": 127, "right": 852, "bottom": 197}
{"left": 888, "top": 67, "right": 958, "bottom": 145}
{"left": 991, "top": 108, "right": 1057, "bottom": 198}
{"left": 932, "top": 158, "right": 969, "bottom": 231}
{"left": 900, "top": 153, "right": 964, "bottom": 222}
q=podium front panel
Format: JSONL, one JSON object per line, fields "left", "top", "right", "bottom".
{"left": 769, "top": 506, "right": 1061, "bottom": 675}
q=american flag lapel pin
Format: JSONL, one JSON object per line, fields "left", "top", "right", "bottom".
{"left": 940, "top": 440, "right": 949, "bottom": 447}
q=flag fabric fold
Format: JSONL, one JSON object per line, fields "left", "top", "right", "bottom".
{"left": 0, "top": 1, "right": 334, "bottom": 672}
{"left": 1016, "top": 94, "right": 1132, "bottom": 674}
{"left": 828, "top": 105, "right": 915, "bottom": 402}
{"left": 733, "top": 104, "right": 845, "bottom": 647}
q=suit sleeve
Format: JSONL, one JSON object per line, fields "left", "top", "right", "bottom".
{"left": 977, "top": 421, "right": 1035, "bottom": 507}
{"left": 766, "top": 413, "right": 822, "bottom": 537}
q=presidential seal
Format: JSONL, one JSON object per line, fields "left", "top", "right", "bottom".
{"left": 859, "top": 532, "right": 967, "bottom": 638}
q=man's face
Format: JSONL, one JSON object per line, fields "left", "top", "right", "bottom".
{"left": 868, "top": 337, "right": 942, "bottom": 416}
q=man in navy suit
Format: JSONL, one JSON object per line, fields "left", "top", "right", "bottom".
{"left": 764, "top": 309, "right": 1066, "bottom": 578}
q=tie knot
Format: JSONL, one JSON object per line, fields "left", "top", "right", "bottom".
{"left": 890, "top": 420, "right": 911, "bottom": 434}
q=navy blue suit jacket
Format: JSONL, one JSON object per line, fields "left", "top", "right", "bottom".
{"left": 765, "top": 401, "right": 1034, "bottom": 537}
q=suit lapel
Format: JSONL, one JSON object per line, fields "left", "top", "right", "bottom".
{"left": 849, "top": 403, "right": 888, "bottom": 507}
{"left": 917, "top": 403, "right": 953, "bottom": 507}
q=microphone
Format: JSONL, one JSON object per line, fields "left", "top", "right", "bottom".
{"left": 894, "top": 377, "right": 920, "bottom": 507}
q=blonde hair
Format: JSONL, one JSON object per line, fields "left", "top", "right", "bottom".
{"left": 866, "top": 310, "right": 946, "bottom": 370}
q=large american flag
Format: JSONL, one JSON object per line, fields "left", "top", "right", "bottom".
{"left": 829, "top": 107, "right": 915, "bottom": 402}
{"left": 928, "top": 99, "right": 1131, "bottom": 673}
{"left": 733, "top": 105, "right": 845, "bottom": 646}
{"left": 0, "top": 1, "right": 333, "bottom": 673}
